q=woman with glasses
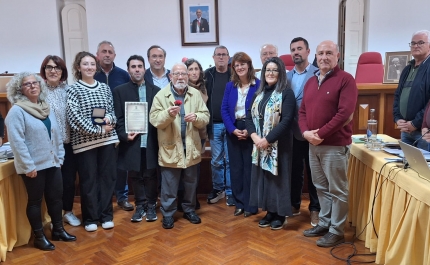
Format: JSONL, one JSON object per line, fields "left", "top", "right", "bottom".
{"left": 246, "top": 57, "right": 296, "bottom": 230}
{"left": 221, "top": 52, "right": 259, "bottom": 217}
{"left": 39, "top": 55, "right": 81, "bottom": 227}
{"left": 5, "top": 72, "right": 76, "bottom": 251}
{"left": 67, "top": 51, "right": 119, "bottom": 232}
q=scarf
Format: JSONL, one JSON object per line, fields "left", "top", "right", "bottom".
{"left": 15, "top": 99, "right": 50, "bottom": 119}
{"left": 250, "top": 88, "right": 282, "bottom": 175}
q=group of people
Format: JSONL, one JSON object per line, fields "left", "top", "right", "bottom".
{"left": 10, "top": 29, "right": 430, "bottom": 252}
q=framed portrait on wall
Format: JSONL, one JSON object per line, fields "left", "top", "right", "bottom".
{"left": 383, "top": 51, "right": 411, "bottom": 83}
{"left": 179, "top": 0, "right": 219, "bottom": 46}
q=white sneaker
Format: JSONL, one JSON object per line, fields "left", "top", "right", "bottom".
{"left": 101, "top": 221, "right": 114, "bottom": 230}
{"left": 63, "top": 212, "right": 81, "bottom": 226}
{"left": 85, "top": 224, "right": 97, "bottom": 232}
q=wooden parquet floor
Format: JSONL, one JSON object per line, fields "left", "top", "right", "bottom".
{"left": 4, "top": 195, "right": 376, "bottom": 265}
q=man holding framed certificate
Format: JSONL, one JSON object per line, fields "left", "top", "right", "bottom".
{"left": 113, "top": 55, "right": 160, "bottom": 223}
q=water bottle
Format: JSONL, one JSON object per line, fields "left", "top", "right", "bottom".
{"left": 367, "top": 109, "right": 378, "bottom": 150}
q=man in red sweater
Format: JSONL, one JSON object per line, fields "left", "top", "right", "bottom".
{"left": 298, "top": 40, "right": 358, "bottom": 247}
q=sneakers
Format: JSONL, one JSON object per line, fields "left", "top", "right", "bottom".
{"left": 85, "top": 224, "right": 97, "bottom": 232}
{"left": 183, "top": 211, "right": 201, "bottom": 224}
{"left": 146, "top": 204, "right": 157, "bottom": 222}
{"left": 118, "top": 200, "right": 134, "bottom": 211}
{"left": 270, "top": 216, "right": 287, "bottom": 230}
{"left": 162, "top": 216, "right": 174, "bottom": 229}
{"left": 292, "top": 207, "right": 301, "bottom": 216}
{"left": 259, "top": 212, "right": 275, "bottom": 228}
{"left": 131, "top": 206, "right": 146, "bottom": 222}
{"left": 101, "top": 221, "right": 114, "bottom": 230}
{"left": 310, "top": 211, "right": 319, "bottom": 227}
{"left": 63, "top": 212, "right": 81, "bottom": 226}
{"left": 207, "top": 189, "right": 225, "bottom": 204}
{"left": 316, "top": 232, "right": 345, "bottom": 247}
{"left": 226, "top": 195, "right": 235, "bottom": 206}
{"left": 303, "top": 225, "right": 329, "bottom": 237}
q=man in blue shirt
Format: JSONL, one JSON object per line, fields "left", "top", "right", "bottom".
{"left": 286, "top": 37, "right": 320, "bottom": 227}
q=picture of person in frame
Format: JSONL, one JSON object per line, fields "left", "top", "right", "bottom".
{"left": 190, "top": 6, "right": 209, "bottom": 33}
{"left": 387, "top": 55, "right": 408, "bottom": 80}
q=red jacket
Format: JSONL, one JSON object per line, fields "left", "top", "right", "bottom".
{"left": 299, "top": 66, "right": 357, "bottom": 146}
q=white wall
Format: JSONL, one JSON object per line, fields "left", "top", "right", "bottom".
{"left": 0, "top": 0, "right": 63, "bottom": 73}
{"left": 367, "top": 0, "right": 430, "bottom": 59}
{"left": 85, "top": 0, "right": 339, "bottom": 71}
{"left": 0, "top": 0, "right": 338, "bottom": 75}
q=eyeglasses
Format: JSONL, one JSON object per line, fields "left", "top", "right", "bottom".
{"left": 45, "top": 65, "right": 62, "bottom": 72}
{"left": 171, "top": 72, "right": 188, "bottom": 77}
{"left": 266, "top": 69, "right": 279, "bottom": 74}
{"left": 214, "top": 53, "right": 229, "bottom": 58}
{"left": 233, "top": 62, "right": 247, "bottom": 69}
{"left": 409, "top": 41, "right": 428, "bottom": 47}
{"left": 21, "top": 81, "right": 40, "bottom": 88}
{"left": 261, "top": 52, "right": 276, "bottom": 57}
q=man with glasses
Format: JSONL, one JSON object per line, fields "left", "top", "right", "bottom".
{"left": 393, "top": 30, "right": 430, "bottom": 150}
{"left": 150, "top": 63, "right": 209, "bottom": 229}
{"left": 287, "top": 37, "right": 320, "bottom": 227}
{"left": 257, "top": 44, "right": 288, "bottom": 79}
{"left": 144, "top": 45, "right": 170, "bottom": 88}
{"left": 299, "top": 40, "right": 357, "bottom": 247}
{"left": 204, "top": 46, "right": 234, "bottom": 206}
{"left": 95, "top": 41, "right": 132, "bottom": 212}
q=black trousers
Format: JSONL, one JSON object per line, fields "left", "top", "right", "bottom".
{"left": 61, "top": 143, "right": 78, "bottom": 211}
{"left": 20, "top": 167, "right": 63, "bottom": 230}
{"left": 76, "top": 144, "right": 117, "bottom": 225}
{"left": 291, "top": 137, "right": 320, "bottom": 212}
{"left": 226, "top": 120, "right": 257, "bottom": 213}
{"left": 128, "top": 148, "right": 158, "bottom": 206}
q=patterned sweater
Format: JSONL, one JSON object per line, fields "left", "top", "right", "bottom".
{"left": 66, "top": 80, "right": 119, "bottom": 153}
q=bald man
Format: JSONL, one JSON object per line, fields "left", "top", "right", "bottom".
{"left": 298, "top": 40, "right": 358, "bottom": 247}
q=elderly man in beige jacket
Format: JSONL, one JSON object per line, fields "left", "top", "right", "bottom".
{"left": 150, "top": 62, "right": 209, "bottom": 229}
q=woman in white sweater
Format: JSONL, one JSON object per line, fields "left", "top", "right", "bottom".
{"left": 66, "top": 51, "right": 119, "bottom": 232}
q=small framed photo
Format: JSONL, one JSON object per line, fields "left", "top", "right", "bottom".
{"left": 383, "top": 51, "right": 411, "bottom": 84}
{"left": 179, "top": 0, "right": 219, "bottom": 46}
{"left": 125, "top": 102, "right": 148, "bottom": 134}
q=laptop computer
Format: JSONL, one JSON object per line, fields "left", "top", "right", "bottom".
{"left": 398, "top": 141, "right": 430, "bottom": 179}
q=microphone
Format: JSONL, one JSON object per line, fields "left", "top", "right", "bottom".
{"left": 411, "top": 128, "right": 430, "bottom": 147}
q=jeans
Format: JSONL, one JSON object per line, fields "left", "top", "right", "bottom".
{"left": 209, "top": 123, "right": 231, "bottom": 195}
{"left": 401, "top": 130, "right": 428, "bottom": 150}
{"left": 115, "top": 169, "right": 129, "bottom": 203}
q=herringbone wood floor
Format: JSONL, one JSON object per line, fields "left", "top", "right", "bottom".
{"left": 4, "top": 195, "right": 375, "bottom": 265}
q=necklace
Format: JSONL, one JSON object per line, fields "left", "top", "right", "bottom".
{"left": 258, "top": 92, "right": 272, "bottom": 119}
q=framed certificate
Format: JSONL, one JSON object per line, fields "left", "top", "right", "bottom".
{"left": 125, "top": 102, "right": 148, "bottom": 133}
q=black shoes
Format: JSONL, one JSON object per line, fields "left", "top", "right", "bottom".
{"left": 118, "top": 200, "right": 134, "bottom": 211}
{"left": 52, "top": 222, "right": 76, "bottom": 241}
{"left": 258, "top": 212, "right": 275, "bottom": 228}
{"left": 146, "top": 204, "right": 158, "bottom": 222}
{"left": 270, "top": 215, "right": 286, "bottom": 230}
{"left": 131, "top": 205, "right": 146, "bottom": 222}
{"left": 316, "top": 232, "right": 345, "bottom": 247}
{"left": 244, "top": 211, "right": 255, "bottom": 218}
{"left": 33, "top": 229, "right": 55, "bottom": 251}
{"left": 183, "top": 211, "right": 201, "bottom": 224}
{"left": 234, "top": 208, "right": 244, "bottom": 216}
{"left": 303, "top": 225, "right": 330, "bottom": 237}
{"left": 162, "top": 216, "right": 174, "bottom": 229}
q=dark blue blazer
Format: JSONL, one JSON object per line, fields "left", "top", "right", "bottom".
{"left": 221, "top": 79, "right": 260, "bottom": 134}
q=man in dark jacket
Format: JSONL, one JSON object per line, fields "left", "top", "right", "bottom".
{"left": 393, "top": 30, "right": 430, "bottom": 150}
{"left": 95, "top": 40, "right": 133, "bottom": 212}
{"left": 113, "top": 55, "right": 160, "bottom": 222}
{"left": 204, "top": 46, "right": 234, "bottom": 205}
{"left": 191, "top": 9, "right": 209, "bottom": 33}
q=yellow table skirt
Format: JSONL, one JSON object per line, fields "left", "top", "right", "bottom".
{"left": 0, "top": 160, "right": 50, "bottom": 262}
{"left": 348, "top": 135, "right": 430, "bottom": 265}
